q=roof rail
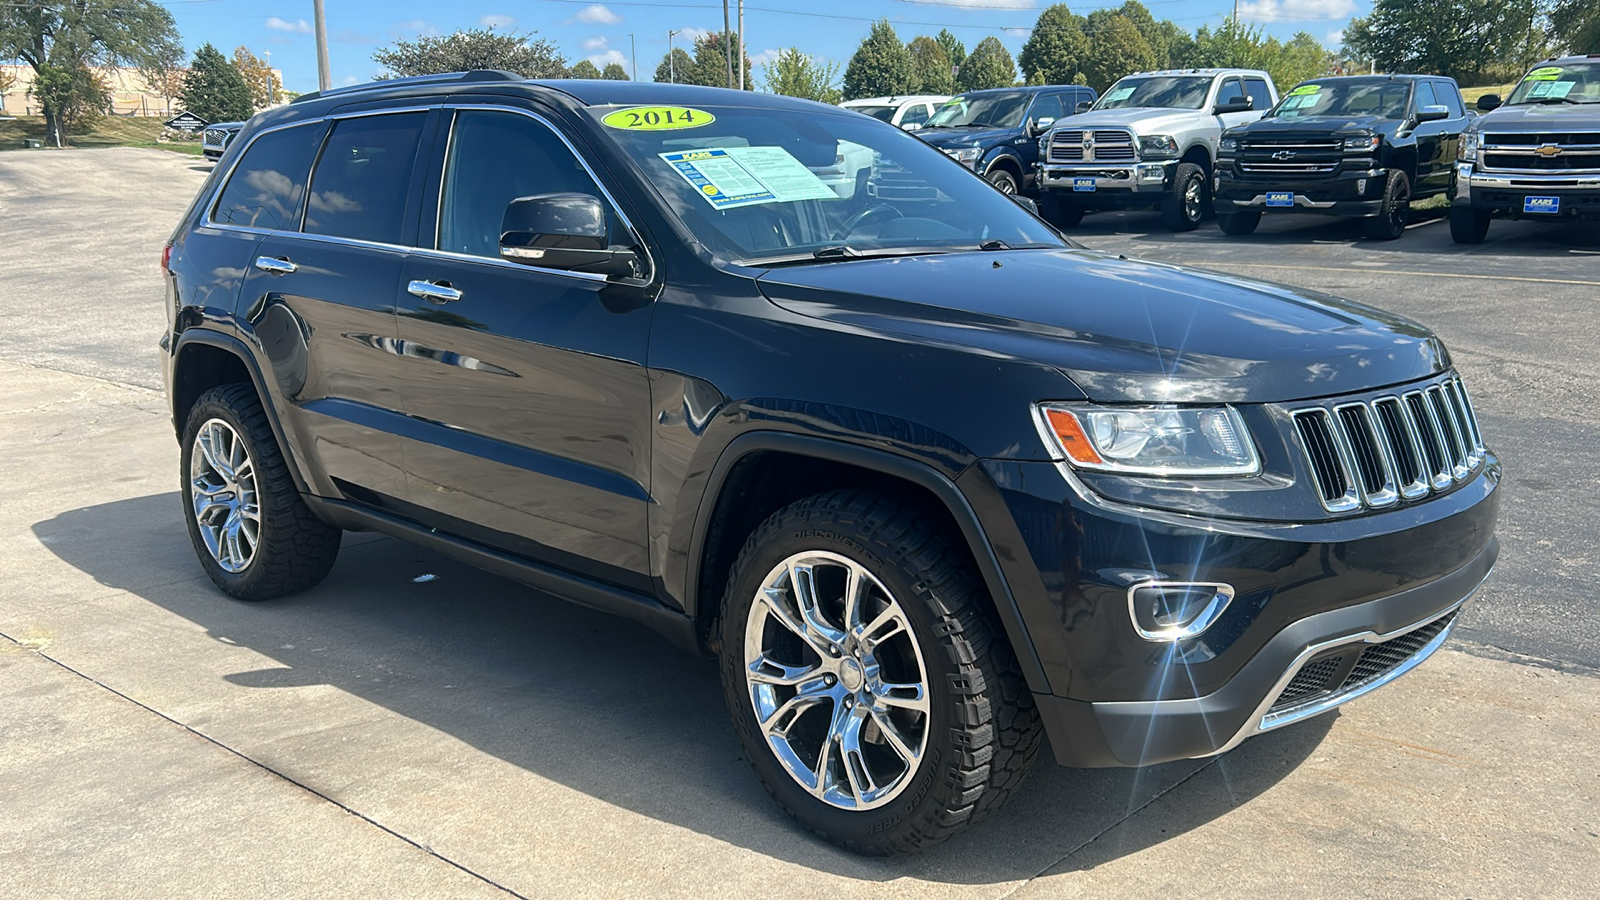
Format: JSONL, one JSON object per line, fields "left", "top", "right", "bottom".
{"left": 291, "top": 69, "right": 522, "bottom": 104}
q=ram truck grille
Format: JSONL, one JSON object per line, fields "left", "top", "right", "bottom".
{"left": 1049, "top": 129, "right": 1136, "bottom": 163}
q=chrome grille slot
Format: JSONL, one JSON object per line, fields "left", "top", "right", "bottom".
{"left": 1335, "top": 403, "right": 1397, "bottom": 507}
{"left": 1292, "top": 409, "right": 1360, "bottom": 512}
{"left": 1372, "top": 397, "right": 1429, "bottom": 499}
{"left": 1404, "top": 391, "right": 1451, "bottom": 488}
{"left": 1426, "top": 386, "right": 1468, "bottom": 478}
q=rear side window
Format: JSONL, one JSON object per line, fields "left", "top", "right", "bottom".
{"left": 1412, "top": 81, "right": 1437, "bottom": 113}
{"left": 211, "top": 123, "right": 324, "bottom": 230}
{"left": 1435, "top": 81, "right": 1464, "bottom": 117}
{"left": 1244, "top": 78, "right": 1273, "bottom": 113}
{"left": 304, "top": 112, "right": 428, "bottom": 245}
{"left": 900, "top": 104, "right": 929, "bottom": 127}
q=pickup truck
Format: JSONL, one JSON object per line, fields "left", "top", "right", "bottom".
{"left": 1450, "top": 55, "right": 1600, "bottom": 243}
{"left": 1037, "top": 68, "right": 1277, "bottom": 230}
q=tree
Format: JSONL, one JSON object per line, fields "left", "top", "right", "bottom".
{"left": 762, "top": 48, "right": 842, "bottom": 103}
{"left": 1270, "top": 32, "right": 1330, "bottom": 92}
{"left": 686, "top": 31, "right": 752, "bottom": 89}
{"left": 1157, "top": 20, "right": 1196, "bottom": 68}
{"left": 935, "top": 29, "right": 966, "bottom": 71}
{"left": 373, "top": 27, "right": 567, "bottom": 79}
{"left": 1342, "top": 0, "right": 1544, "bottom": 83}
{"left": 1020, "top": 5, "right": 1089, "bottom": 86}
{"left": 35, "top": 64, "right": 110, "bottom": 136}
{"left": 1079, "top": 15, "right": 1155, "bottom": 92}
{"left": 569, "top": 59, "right": 602, "bottom": 79}
{"left": 843, "top": 19, "right": 915, "bottom": 99}
{"left": 143, "top": 65, "right": 186, "bottom": 116}
{"left": 958, "top": 36, "right": 1017, "bottom": 91}
{"left": 601, "top": 62, "right": 630, "bottom": 80}
{"left": 1552, "top": 0, "right": 1600, "bottom": 53}
{"left": 0, "top": 67, "right": 15, "bottom": 99}
{"left": 1191, "top": 17, "right": 1275, "bottom": 73}
{"left": 907, "top": 35, "right": 955, "bottom": 94}
{"left": 181, "top": 44, "right": 252, "bottom": 124}
{"left": 232, "top": 46, "right": 281, "bottom": 110}
{"left": 654, "top": 47, "right": 694, "bottom": 83}
{"left": 1, "top": 0, "right": 183, "bottom": 147}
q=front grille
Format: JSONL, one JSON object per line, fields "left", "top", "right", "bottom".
{"left": 1340, "top": 613, "right": 1455, "bottom": 690}
{"left": 1275, "top": 655, "right": 1346, "bottom": 707}
{"left": 1238, "top": 161, "right": 1339, "bottom": 175}
{"left": 1049, "top": 129, "right": 1136, "bottom": 163}
{"left": 203, "top": 128, "right": 227, "bottom": 146}
{"left": 1480, "top": 132, "right": 1600, "bottom": 173}
{"left": 1264, "top": 611, "right": 1458, "bottom": 720}
{"left": 1234, "top": 135, "right": 1343, "bottom": 179}
{"left": 1290, "top": 375, "right": 1484, "bottom": 513}
{"left": 1483, "top": 152, "right": 1600, "bottom": 171}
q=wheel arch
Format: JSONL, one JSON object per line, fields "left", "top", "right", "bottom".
{"left": 983, "top": 150, "right": 1024, "bottom": 183}
{"left": 171, "top": 329, "right": 311, "bottom": 494}
{"left": 687, "top": 432, "right": 1050, "bottom": 693}
{"left": 1181, "top": 143, "right": 1212, "bottom": 174}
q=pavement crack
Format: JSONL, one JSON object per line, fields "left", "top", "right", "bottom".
{"left": 0, "top": 629, "right": 531, "bottom": 900}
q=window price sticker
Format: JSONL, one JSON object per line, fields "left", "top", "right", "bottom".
{"left": 660, "top": 146, "right": 836, "bottom": 210}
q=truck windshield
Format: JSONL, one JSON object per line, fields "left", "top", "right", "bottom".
{"left": 588, "top": 103, "right": 1066, "bottom": 266}
{"left": 926, "top": 92, "right": 1029, "bottom": 129}
{"left": 1505, "top": 61, "right": 1600, "bottom": 104}
{"left": 1092, "top": 76, "right": 1212, "bottom": 111}
{"left": 1268, "top": 80, "right": 1412, "bottom": 119}
{"left": 852, "top": 106, "right": 898, "bottom": 123}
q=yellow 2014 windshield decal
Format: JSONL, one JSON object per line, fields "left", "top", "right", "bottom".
{"left": 602, "top": 106, "right": 715, "bottom": 131}
{"left": 1524, "top": 66, "right": 1564, "bottom": 81}
{"left": 1287, "top": 84, "right": 1321, "bottom": 96}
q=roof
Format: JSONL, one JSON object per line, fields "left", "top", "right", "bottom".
{"left": 1128, "top": 68, "right": 1269, "bottom": 77}
{"left": 954, "top": 84, "right": 1093, "bottom": 97}
{"left": 1303, "top": 74, "right": 1442, "bottom": 83}
{"left": 842, "top": 95, "right": 950, "bottom": 106}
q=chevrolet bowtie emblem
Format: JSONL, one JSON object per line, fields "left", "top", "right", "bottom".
{"left": 1534, "top": 144, "right": 1563, "bottom": 157}
{"left": 1272, "top": 150, "right": 1296, "bottom": 160}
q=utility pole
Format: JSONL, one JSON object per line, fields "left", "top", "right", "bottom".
{"left": 722, "top": 0, "right": 734, "bottom": 89}
{"left": 313, "top": 0, "right": 331, "bottom": 91}
{"left": 669, "top": 29, "right": 681, "bottom": 83}
{"left": 737, "top": 0, "right": 745, "bottom": 91}
{"left": 629, "top": 34, "right": 637, "bottom": 81}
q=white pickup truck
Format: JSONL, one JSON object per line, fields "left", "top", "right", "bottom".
{"left": 1036, "top": 68, "right": 1277, "bottom": 231}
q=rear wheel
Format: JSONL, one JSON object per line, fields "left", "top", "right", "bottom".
{"left": 986, "top": 167, "right": 1019, "bottom": 195}
{"left": 1449, "top": 205, "right": 1492, "bottom": 244}
{"left": 1364, "top": 169, "right": 1410, "bottom": 240}
{"left": 1216, "top": 210, "right": 1261, "bottom": 236}
{"left": 718, "top": 490, "right": 1041, "bottom": 855}
{"left": 1160, "top": 162, "right": 1206, "bottom": 232}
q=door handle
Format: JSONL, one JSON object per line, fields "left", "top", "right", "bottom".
{"left": 254, "top": 256, "right": 296, "bottom": 275}
{"left": 407, "top": 280, "right": 463, "bottom": 303}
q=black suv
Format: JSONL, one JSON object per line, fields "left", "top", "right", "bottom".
{"left": 163, "top": 73, "right": 1499, "bottom": 855}
{"left": 909, "top": 85, "right": 1097, "bottom": 196}
{"left": 1214, "top": 75, "right": 1471, "bottom": 240}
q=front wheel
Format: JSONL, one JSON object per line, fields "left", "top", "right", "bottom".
{"left": 1449, "top": 205, "right": 1492, "bottom": 244}
{"left": 985, "top": 167, "right": 1019, "bottom": 195}
{"left": 1160, "top": 162, "right": 1207, "bottom": 232}
{"left": 1364, "top": 169, "right": 1411, "bottom": 240}
{"left": 718, "top": 490, "right": 1041, "bottom": 855}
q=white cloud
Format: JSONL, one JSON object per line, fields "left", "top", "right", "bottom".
{"left": 583, "top": 36, "right": 609, "bottom": 51}
{"left": 675, "top": 27, "right": 711, "bottom": 44}
{"left": 265, "top": 17, "right": 312, "bottom": 34}
{"left": 479, "top": 14, "right": 517, "bottom": 28}
{"left": 1326, "top": 28, "right": 1345, "bottom": 47}
{"left": 393, "top": 20, "right": 439, "bottom": 37}
{"left": 574, "top": 5, "right": 622, "bottom": 25}
{"left": 340, "top": 76, "right": 361, "bottom": 86}
{"left": 1002, "top": 27, "right": 1031, "bottom": 37}
{"left": 587, "top": 49, "right": 628, "bottom": 69}
{"left": 901, "top": 0, "right": 1036, "bottom": 7}
{"left": 1237, "top": 0, "right": 1356, "bottom": 21}
{"left": 749, "top": 48, "right": 782, "bottom": 68}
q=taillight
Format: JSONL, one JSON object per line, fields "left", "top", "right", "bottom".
{"left": 161, "top": 243, "right": 172, "bottom": 272}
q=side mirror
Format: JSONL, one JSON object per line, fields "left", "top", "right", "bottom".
{"left": 1029, "top": 116, "right": 1055, "bottom": 137}
{"left": 902, "top": 122, "right": 922, "bottom": 132}
{"left": 1011, "top": 194, "right": 1039, "bottom": 214}
{"left": 1414, "top": 104, "right": 1450, "bottom": 123}
{"left": 1213, "top": 96, "right": 1253, "bottom": 115}
{"left": 1075, "top": 100, "right": 1091, "bottom": 114}
{"left": 499, "top": 193, "right": 638, "bottom": 279}
{"left": 1476, "top": 93, "right": 1501, "bottom": 112}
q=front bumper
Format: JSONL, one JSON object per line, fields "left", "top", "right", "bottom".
{"left": 1452, "top": 162, "right": 1600, "bottom": 215}
{"left": 1215, "top": 166, "right": 1388, "bottom": 217}
{"left": 1037, "top": 160, "right": 1175, "bottom": 206}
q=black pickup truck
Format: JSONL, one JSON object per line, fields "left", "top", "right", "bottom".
{"left": 1214, "top": 75, "right": 1470, "bottom": 240}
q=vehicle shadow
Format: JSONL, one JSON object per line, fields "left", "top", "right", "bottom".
{"left": 33, "top": 492, "right": 1331, "bottom": 883}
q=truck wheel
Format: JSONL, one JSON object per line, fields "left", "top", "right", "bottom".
{"left": 1449, "top": 205, "right": 1491, "bottom": 244}
{"left": 1039, "top": 193, "right": 1084, "bottom": 229}
{"left": 180, "top": 383, "right": 341, "bottom": 601}
{"left": 1216, "top": 210, "right": 1261, "bottom": 236}
{"left": 718, "top": 490, "right": 1041, "bottom": 856}
{"left": 1160, "top": 162, "right": 1206, "bottom": 232}
{"left": 1364, "top": 170, "right": 1410, "bottom": 240}
{"left": 986, "top": 168, "right": 1019, "bottom": 195}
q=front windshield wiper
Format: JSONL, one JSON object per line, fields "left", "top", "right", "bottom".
{"left": 741, "top": 246, "right": 955, "bottom": 267}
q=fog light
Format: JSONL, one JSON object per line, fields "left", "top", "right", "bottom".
{"left": 1138, "top": 164, "right": 1165, "bottom": 181}
{"left": 1127, "top": 582, "right": 1236, "bottom": 642}
{"left": 1357, "top": 178, "right": 1368, "bottom": 195}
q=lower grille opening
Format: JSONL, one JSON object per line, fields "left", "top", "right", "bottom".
{"left": 1264, "top": 611, "right": 1458, "bottom": 720}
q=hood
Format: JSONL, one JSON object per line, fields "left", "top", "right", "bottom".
{"left": 755, "top": 250, "right": 1447, "bottom": 404}
{"left": 915, "top": 126, "right": 1018, "bottom": 147}
{"left": 1474, "top": 102, "right": 1600, "bottom": 130}
{"left": 1231, "top": 115, "right": 1395, "bottom": 135}
{"left": 1050, "top": 108, "right": 1202, "bottom": 134}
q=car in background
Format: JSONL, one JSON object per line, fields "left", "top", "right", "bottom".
{"left": 202, "top": 122, "right": 244, "bottom": 162}
{"left": 840, "top": 95, "right": 951, "bottom": 131}
{"left": 908, "top": 84, "right": 1097, "bottom": 197}
{"left": 1451, "top": 55, "right": 1600, "bottom": 243}
{"left": 1213, "top": 75, "right": 1470, "bottom": 240}
{"left": 1037, "top": 69, "right": 1276, "bottom": 231}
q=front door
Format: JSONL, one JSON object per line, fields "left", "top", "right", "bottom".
{"left": 393, "top": 106, "right": 657, "bottom": 591}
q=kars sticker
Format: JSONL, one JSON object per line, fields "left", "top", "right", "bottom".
{"left": 1524, "top": 66, "right": 1564, "bottom": 81}
{"left": 602, "top": 106, "right": 715, "bottom": 131}
{"left": 1287, "top": 84, "right": 1321, "bottom": 97}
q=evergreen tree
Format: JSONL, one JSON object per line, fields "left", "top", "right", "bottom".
{"left": 762, "top": 48, "right": 842, "bottom": 103}
{"left": 689, "top": 31, "right": 752, "bottom": 89}
{"left": 1079, "top": 15, "right": 1156, "bottom": 92}
{"left": 1020, "top": 5, "right": 1089, "bottom": 86}
{"left": 654, "top": 47, "right": 694, "bottom": 83}
{"left": 601, "top": 62, "right": 630, "bottom": 80}
{"left": 181, "top": 43, "right": 253, "bottom": 123}
{"left": 957, "top": 36, "right": 1016, "bottom": 91}
{"left": 1342, "top": 0, "right": 1542, "bottom": 83}
{"left": 843, "top": 19, "right": 915, "bottom": 99}
{"left": 1116, "top": 2, "right": 1169, "bottom": 68}
{"left": 1553, "top": 0, "right": 1600, "bottom": 53}
{"left": 569, "top": 59, "right": 602, "bottom": 79}
{"left": 935, "top": 29, "right": 967, "bottom": 71}
{"left": 372, "top": 27, "right": 567, "bottom": 79}
{"left": 907, "top": 35, "right": 955, "bottom": 94}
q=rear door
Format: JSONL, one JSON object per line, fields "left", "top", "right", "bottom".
{"left": 391, "top": 104, "right": 657, "bottom": 592}
{"left": 234, "top": 109, "right": 434, "bottom": 504}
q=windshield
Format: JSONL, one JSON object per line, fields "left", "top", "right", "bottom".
{"left": 589, "top": 104, "right": 1065, "bottom": 266}
{"left": 1506, "top": 61, "right": 1600, "bottom": 104}
{"left": 853, "top": 106, "right": 898, "bottom": 123}
{"left": 1269, "top": 80, "right": 1411, "bottom": 119}
{"left": 1093, "top": 76, "right": 1213, "bottom": 111}
{"left": 926, "top": 93, "right": 1030, "bottom": 129}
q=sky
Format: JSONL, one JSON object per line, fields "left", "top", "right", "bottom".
{"left": 159, "top": 0, "right": 1369, "bottom": 95}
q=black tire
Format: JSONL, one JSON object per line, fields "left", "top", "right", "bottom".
{"left": 1216, "top": 210, "right": 1261, "bottom": 236}
{"left": 985, "top": 167, "right": 1019, "bottom": 195}
{"left": 1039, "top": 193, "right": 1085, "bottom": 229}
{"left": 180, "top": 383, "right": 341, "bottom": 600}
{"left": 1160, "top": 162, "right": 1207, "bottom": 232}
{"left": 1449, "top": 204, "right": 1491, "bottom": 244}
{"left": 718, "top": 490, "right": 1042, "bottom": 856}
{"left": 1364, "top": 169, "right": 1411, "bottom": 240}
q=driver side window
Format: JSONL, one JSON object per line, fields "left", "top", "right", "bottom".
{"left": 1217, "top": 78, "right": 1246, "bottom": 106}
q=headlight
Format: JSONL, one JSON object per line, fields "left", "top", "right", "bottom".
{"left": 1139, "top": 135, "right": 1180, "bottom": 159}
{"left": 1219, "top": 137, "right": 1238, "bottom": 153}
{"left": 1038, "top": 134, "right": 1050, "bottom": 155}
{"left": 1034, "top": 403, "right": 1260, "bottom": 476}
{"left": 1458, "top": 130, "right": 1479, "bottom": 162}
{"left": 944, "top": 147, "right": 983, "bottom": 169}
{"left": 1343, "top": 134, "right": 1380, "bottom": 153}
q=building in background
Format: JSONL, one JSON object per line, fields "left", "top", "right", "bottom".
{"left": 0, "top": 63, "right": 282, "bottom": 118}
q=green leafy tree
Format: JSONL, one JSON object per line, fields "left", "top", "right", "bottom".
{"left": 1270, "top": 32, "right": 1330, "bottom": 93}
{"left": 1552, "top": 0, "right": 1600, "bottom": 52}
{"left": 1342, "top": 0, "right": 1546, "bottom": 83}
{"left": 1190, "top": 17, "right": 1275, "bottom": 72}
{"left": 843, "top": 19, "right": 915, "bottom": 99}
{"left": 181, "top": 43, "right": 252, "bottom": 124}
{"left": 1020, "top": 5, "right": 1089, "bottom": 86}
{"left": 1, "top": 0, "right": 182, "bottom": 147}
{"left": 1079, "top": 16, "right": 1154, "bottom": 92}
{"left": 601, "top": 62, "right": 630, "bottom": 80}
{"left": 688, "top": 31, "right": 752, "bottom": 89}
{"left": 569, "top": 59, "right": 602, "bottom": 79}
{"left": 372, "top": 27, "right": 567, "bottom": 79}
{"left": 35, "top": 64, "right": 110, "bottom": 136}
{"left": 232, "top": 46, "right": 281, "bottom": 110}
{"left": 761, "top": 48, "right": 842, "bottom": 103}
{"left": 935, "top": 29, "right": 966, "bottom": 71}
{"left": 654, "top": 47, "right": 694, "bottom": 83}
{"left": 958, "top": 36, "right": 1017, "bottom": 91}
{"left": 907, "top": 35, "right": 955, "bottom": 94}
{"left": 1158, "top": 20, "right": 1196, "bottom": 68}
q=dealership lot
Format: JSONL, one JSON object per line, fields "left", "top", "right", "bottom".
{"left": 2, "top": 149, "right": 1596, "bottom": 896}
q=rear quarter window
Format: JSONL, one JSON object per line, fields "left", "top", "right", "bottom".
{"left": 1244, "top": 78, "right": 1273, "bottom": 113}
{"left": 211, "top": 122, "right": 326, "bottom": 231}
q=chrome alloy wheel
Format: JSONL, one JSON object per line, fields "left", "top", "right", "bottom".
{"left": 1183, "top": 173, "right": 1204, "bottom": 222}
{"left": 189, "top": 418, "right": 261, "bottom": 573}
{"left": 743, "top": 551, "right": 931, "bottom": 811}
